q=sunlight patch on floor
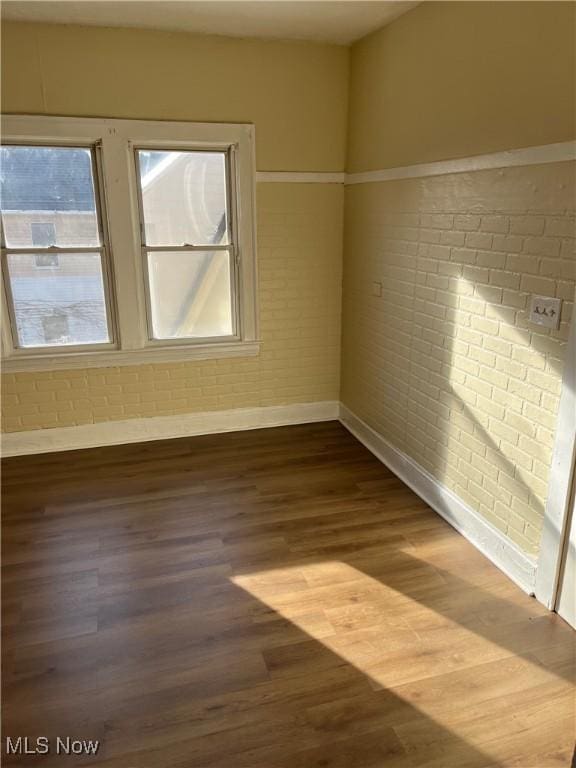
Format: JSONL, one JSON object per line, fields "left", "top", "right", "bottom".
{"left": 230, "top": 560, "right": 570, "bottom": 764}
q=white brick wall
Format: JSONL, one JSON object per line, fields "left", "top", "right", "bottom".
{"left": 342, "top": 162, "right": 575, "bottom": 554}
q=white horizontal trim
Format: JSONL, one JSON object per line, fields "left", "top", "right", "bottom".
{"left": 256, "top": 171, "right": 346, "bottom": 184}
{"left": 339, "top": 404, "right": 537, "bottom": 595}
{"left": 1, "top": 400, "right": 339, "bottom": 457}
{"left": 345, "top": 141, "right": 576, "bottom": 185}
{"left": 255, "top": 143, "right": 576, "bottom": 186}
{"left": 1, "top": 341, "right": 261, "bottom": 372}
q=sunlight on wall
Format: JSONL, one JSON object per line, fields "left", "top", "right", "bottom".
{"left": 443, "top": 274, "right": 569, "bottom": 535}
{"left": 341, "top": 163, "right": 576, "bottom": 554}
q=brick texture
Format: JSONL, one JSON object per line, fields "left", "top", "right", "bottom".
{"left": 2, "top": 184, "right": 343, "bottom": 432}
{"left": 341, "top": 163, "right": 576, "bottom": 555}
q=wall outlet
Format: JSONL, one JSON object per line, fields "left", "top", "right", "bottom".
{"left": 372, "top": 281, "right": 382, "bottom": 297}
{"left": 529, "top": 295, "right": 561, "bottom": 329}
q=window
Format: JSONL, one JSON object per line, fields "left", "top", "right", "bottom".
{"left": 1, "top": 116, "right": 258, "bottom": 371}
{"left": 134, "top": 149, "right": 234, "bottom": 341}
{"left": 1, "top": 145, "right": 113, "bottom": 351}
{"left": 31, "top": 224, "right": 57, "bottom": 249}
{"left": 34, "top": 253, "right": 60, "bottom": 268}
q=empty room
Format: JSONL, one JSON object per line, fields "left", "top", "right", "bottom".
{"left": 1, "top": 1, "right": 575, "bottom": 766}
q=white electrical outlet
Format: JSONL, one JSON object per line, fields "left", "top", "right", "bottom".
{"left": 372, "top": 281, "right": 382, "bottom": 297}
{"left": 529, "top": 295, "right": 561, "bottom": 329}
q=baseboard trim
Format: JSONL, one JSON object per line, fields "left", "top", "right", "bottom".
{"left": 339, "top": 404, "right": 537, "bottom": 595}
{"left": 2, "top": 401, "right": 340, "bottom": 457}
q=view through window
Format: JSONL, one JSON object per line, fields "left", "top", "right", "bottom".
{"left": 0, "top": 145, "right": 111, "bottom": 348}
{"left": 135, "top": 149, "right": 234, "bottom": 341}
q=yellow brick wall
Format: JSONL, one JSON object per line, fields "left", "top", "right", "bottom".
{"left": 2, "top": 184, "right": 344, "bottom": 432}
{"left": 341, "top": 163, "right": 576, "bottom": 555}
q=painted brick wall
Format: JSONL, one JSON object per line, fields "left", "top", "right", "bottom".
{"left": 341, "top": 162, "right": 576, "bottom": 555}
{"left": 2, "top": 184, "right": 343, "bottom": 432}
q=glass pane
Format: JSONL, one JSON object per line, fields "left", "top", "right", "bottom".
{"left": 0, "top": 145, "right": 100, "bottom": 248}
{"left": 137, "top": 150, "right": 229, "bottom": 246}
{"left": 147, "top": 250, "right": 233, "bottom": 339}
{"left": 6, "top": 253, "right": 110, "bottom": 347}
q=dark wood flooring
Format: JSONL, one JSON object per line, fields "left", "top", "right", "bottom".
{"left": 1, "top": 422, "right": 574, "bottom": 767}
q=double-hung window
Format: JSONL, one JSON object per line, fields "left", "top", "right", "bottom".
{"left": 0, "top": 116, "right": 258, "bottom": 371}
{"left": 1, "top": 144, "right": 114, "bottom": 351}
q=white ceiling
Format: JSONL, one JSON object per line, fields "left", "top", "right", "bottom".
{"left": 1, "top": 1, "right": 420, "bottom": 45}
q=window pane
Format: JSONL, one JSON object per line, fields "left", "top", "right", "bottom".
{"left": 6, "top": 253, "right": 110, "bottom": 347}
{"left": 138, "top": 150, "right": 229, "bottom": 246}
{"left": 0, "top": 146, "right": 100, "bottom": 248}
{"left": 147, "top": 250, "right": 233, "bottom": 339}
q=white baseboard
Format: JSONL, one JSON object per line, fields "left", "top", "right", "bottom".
{"left": 1, "top": 401, "right": 339, "bottom": 458}
{"left": 339, "top": 404, "right": 537, "bottom": 595}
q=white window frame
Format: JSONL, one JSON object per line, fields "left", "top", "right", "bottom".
{"left": 1, "top": 115, "right": 259, "bottom": 372}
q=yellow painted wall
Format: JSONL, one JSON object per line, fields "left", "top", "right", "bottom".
{"left": 347, "top": 1, "right": 576, "bottom": 172}
{"left": 342, "top": 1, "right": 576, "bottom": 554}
{"left": 0, "top": 22, "right": 347, "bottom": 431}
{"left": 1, "top": 21, "right": 349, "bottom": 172}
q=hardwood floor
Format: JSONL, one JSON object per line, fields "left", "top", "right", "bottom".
{"left": 1, "top": 422, "right": 574, "bottom": 767}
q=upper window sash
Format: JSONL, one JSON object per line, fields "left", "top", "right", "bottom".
{"left": 1, "top": 142, "right": 104, "bottom": 250}
{"left": 133, "top": 147, "right": 233, "bottom": 249}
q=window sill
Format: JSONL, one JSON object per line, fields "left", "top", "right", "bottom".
{"left": 1, "top": 341, "right": 261, "bottom": 373}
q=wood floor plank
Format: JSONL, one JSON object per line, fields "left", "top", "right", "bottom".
{"left": 2, "top": 422, "right": 574, "bottom": 767}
